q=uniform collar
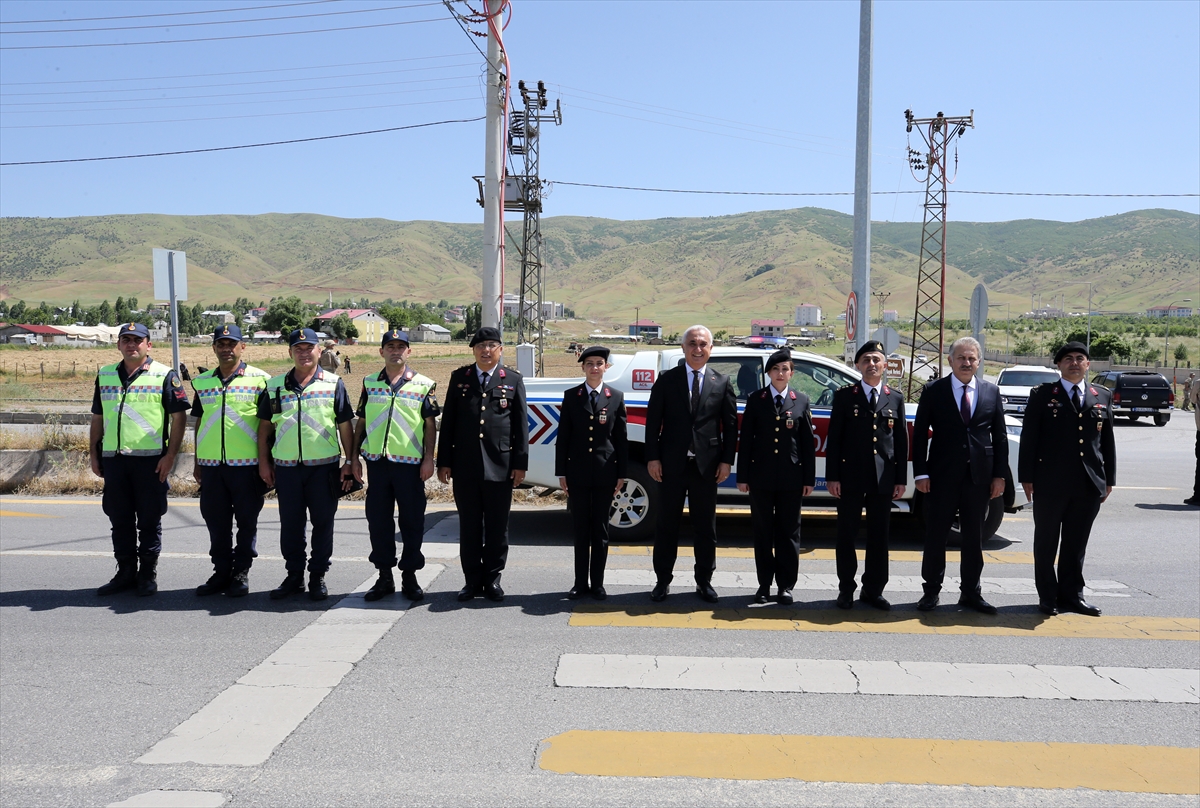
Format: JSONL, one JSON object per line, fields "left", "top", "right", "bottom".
{"left": 951, "top": 375, "right": 976, "bottom": 394}
{"left": 860, "top": 379, "right": 882, "bottom": 398}
{"left": 585, "top": 380, "right": 604, "bottom": 394}
{"left": 769, "top": 381, "right": 789, "bottom": 397}
{"left": 380, "top": 365, "right": 413, "bottom": 386}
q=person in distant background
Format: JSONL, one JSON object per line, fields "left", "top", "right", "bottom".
{"left": 1187, "top": 380, "right": 1200, "bottom": 508}
{"left": 1182, "top": 372, "right": 1195, "bottom": 412}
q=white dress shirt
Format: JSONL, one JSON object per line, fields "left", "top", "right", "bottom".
{"left": 951, "top": 375, "right": 978, "bottom": 418}
{"left": 684, "top": 364, "right": 707, "bottom": 397}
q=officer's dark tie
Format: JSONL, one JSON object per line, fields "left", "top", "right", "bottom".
{"left": 869, "top": 387, "right": 878, "bottom": 411}
{"left": 691, "top": 370, "right": 701, "bottom": 414}
{"left": 774, "top": 393, "right": 783, "bottom": 415}
{"left": 480, "top": 371, "right": 489, "bottom": 390}
{"left": 590, "top": 389, "right": 599, "bottom": 412}
{"left": 1072, "top": 384, "right": 1082, "bottom": 412}
{"left": 960, "top": 384, "right": 972, "bottom": 425}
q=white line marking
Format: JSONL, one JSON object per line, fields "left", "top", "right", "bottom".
{"left": 1, "top": 544, "right": 461, "bottom": 561}
{"left": 108, "top": 792, "right": 225, "bottom": 808}
{"left": 136, "top": 565, "right": 443, "bottom": 767}
{"left": 554, "top": 654, "right": 1200, "bottom": 703}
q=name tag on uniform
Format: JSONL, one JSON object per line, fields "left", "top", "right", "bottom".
{"left": 599, "top": 408, "right": 608, "bottom": 424}
{"left": 888, "top": 418, "right": 894, "bottom": 429}
{"left": 500, "top": 398, "right": 508, "bottom": 409}
{"left": 785, "top": 417, "right": 794, "bottom": 429}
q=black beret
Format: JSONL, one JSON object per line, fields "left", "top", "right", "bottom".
{"left": 765, "top": 349, "right": 793, "bottom": 372}
{"left": 578, "top": 345, "right": 610, "bottom": 363}
{"left": 854, "top": 341, "right": 886, "bottom": 362}
{"left": 1054, "top": 341, "right": 1089, "bottom": 363}
{"left": 469, "top": 326, "right": 502, "bottom": 347}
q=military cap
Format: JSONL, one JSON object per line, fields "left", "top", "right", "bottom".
{"left": 288, "top": 327, "right": 320, "bottom": 346}
{"left": 578, "top": 345, "right": 610, "bottom": 363}
{"left": 765, "top": 348, "right": 793, "bottom": 372}
{"left": 212, "top": 324, "right": 244, "bottom": 342}
{"left": 854, "top": 340, "right": 887, "bottom": 363}
{"left": 381, "top": 329, "right": 410, "bottom": 346}
{"left": 117, "top": 322, "right": 150, "bottom": 339}
{"left": 1054, "top": 341, "right": 1089, "bottom": 363}
{"left": 470, "top": 326, "right": 502, "bottom": 347}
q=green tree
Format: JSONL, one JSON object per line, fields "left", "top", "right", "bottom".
{"left": 345, "top": 322, "right": 359, "bottom": 340}
{"left": 1173, "top": 342, "right": 1189, "bottom": 362}
{"left": 327, "top": 313, "right": 352, "bottom": 340}
{"left": 95, "top": 300, "right": 113, "bottom": 326}
{"left": 8, "top": 300, "right": 27, "bottom": 321}
{"left": 464, "top": 303, "right": 482, "bottom": 336}
{"left": 1013, "top": 336, "right": 1040, "bottom": 356}
{"left": 261, "top": 296, "right": 314, "bottom": 335}
{"left": 713, "top": 329, "right": 729, "bottom": 343}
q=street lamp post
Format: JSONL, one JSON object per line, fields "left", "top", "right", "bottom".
{"left": 1164, "top": 298, "right": 1193, "bottom": 366}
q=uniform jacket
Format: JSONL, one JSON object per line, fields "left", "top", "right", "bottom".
{"left": 436, "top": 363, "right": 529, "bottom": 482}
{"left": 1018, "top": 381, "right": 1116, "bottom": 496}
{"left": 735, "top": 386, "right": 816, "bottom": 490}
{"left": 825, "top": 382, "right": 908, "bottom": 488}
{"left": 554, "top": 383, "right": 629, "bottom": 488}
{"left": 644, "top": 364, "right": 738, "bottom": 478}
{"left": 912, "top": 376, "right": 1008, "bottom": 485}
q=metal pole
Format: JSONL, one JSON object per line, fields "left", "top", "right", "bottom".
{"left": 1086, "top": 283, "right": 1092, "bottom": 353}
{"left": 167, "top": 251, "right": 181, "bottom": 377}
{"left": 481, "top": 16, "right": 504, "bottom": 331}
{"left": 850, "top": 0, "right": 873, "bottom": 354}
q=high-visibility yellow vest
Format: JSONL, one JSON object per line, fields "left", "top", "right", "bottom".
{"left": 193, "top": 364, "right": 270, "bottom": 465}
{"left": 360, "top": 371, "right": 434, "bottom": 464}
{"left": 265, "top": 371, "right": 341, "bottom": 465}
{"left": 98, "top": 360, "right": 172, "bottom": 457}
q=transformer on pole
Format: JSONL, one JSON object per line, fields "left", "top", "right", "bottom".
{"left": 903, "top": 108, "right": 973, "bottom": 399}
{"left": 506, "top": 79, "right": 562, "bottom": 376}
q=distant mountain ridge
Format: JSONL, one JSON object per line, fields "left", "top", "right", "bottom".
{"left": 1, "top": 208, "right": 1195, "bottom": 331}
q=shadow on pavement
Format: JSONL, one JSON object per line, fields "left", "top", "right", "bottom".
{"left": 1134, "top": 503, "right": 1200, "bottom": 512}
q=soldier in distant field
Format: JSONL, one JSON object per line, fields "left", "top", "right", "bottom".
{"left": 824, "top": 341, "right": 908, "bottom": 610}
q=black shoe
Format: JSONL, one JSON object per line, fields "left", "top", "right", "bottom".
{"left": 568, "top": 586, "right": 585, "bottom": 600}
{"left": 226, "top": 570, "right": 250, "bottom": 598}
{"left": 364, "top": 570, "right": 395, "bottom": 602}
{"left": 859, "top": 593, "right": 891, "bottom": 611}
{"left": 1184, "top": 497, "right": 1200, "bottom": 507}
{"left": 777, "top": 588, "right": 794, "bottom": 606}
{"left": 196, "top": 572, "right": 231, "bottom": 596}
{"left": 591, "top": 586, "right": 607, "bottom": 600}
{"left": 136, "top": 556, "right": 158, "bottom": 597}
{"left": 97, "top": 558, "right": 137, "bottom": 596}
{"left": 1059, "top": 597, "right": 1101, "bottom": 617}
{"left": 270, "top": 573, "right": 305, "bottom": 600}
{"left": 308, "top": 575, "right": 328, "bottom": 601}
{"left": 836, "top": 591, "right": 854, "bottom": 610}
{"left": 400, "top": 570, "right": 424, "bottom": 601}
{"left": 754, "top": 586, "right": 770, "bottom": 604}
{"left": 958, "top": 592, "right": 998, "bottom": 615}
{"left": 696, "top": 583, "right": 719, "bottom": 603}
{"left": 484, "top": 582, "right": 505, "bottom": 602}
{"left": 1038, "top": 600, "right": 1059, "bottom": 616}
{"left": 650, "top": 582, "right": 670, "bottom": 602}
{"left": 916, "top": 593, "right": 940, "bottom": 611}
{"left": 457, "top": 585, "right": 478, "bottom": 602}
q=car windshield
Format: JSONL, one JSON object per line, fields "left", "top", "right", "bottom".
{"left": 791, "top": 359, "right": 858, "bottom": 407}
{"left": 998, "top": 370, "right": 1059, "bottom": 387}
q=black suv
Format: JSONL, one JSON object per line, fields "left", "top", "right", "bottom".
{"left": 1091, "top": 370, "right": 1174, "bottom": 426}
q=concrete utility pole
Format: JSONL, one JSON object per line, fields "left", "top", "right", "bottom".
{"left": 481, "top": 11, "right": 505, "bottom": 331}
{"left": 850, "top": 0, "right": 873, "bottom": 355}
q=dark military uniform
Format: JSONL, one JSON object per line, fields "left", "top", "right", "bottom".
{"left": 824, "top": 381, "right": 908, "bottom": 600}
{"left": 1018, "top": 380, "right": 1116, "bottom": 607}
{"left": 736, "top": 386, "right": 816, "bottom": 594}
{"left": 555, "top": 382, "right": 628, "bottom": 592}
{"left": 436, "top": 362, "right": 529, "bottom": 592}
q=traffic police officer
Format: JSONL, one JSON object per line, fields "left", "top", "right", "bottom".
{"left": 735, "top": 349, "right": 816, "bottom": 604}
{"left": 437, "top": 326, "right": 529, "bottom": 603}
{"left": 257, "top": 328, "right": 359, "bottom": 601}
{"left": 355, "top": 329, "right": 440, "bottom": 602}
{"left": 89, "top": 322, "right": 190, "bottom": 596}
{"left": 824, "top": 340, "right": 908, "bottom": 610}
{"left": 555, "top": 346, "right": 628, "bottom": 600}
{"left": 190, "top": 325, "right": 270, "bottom": 598}
{"left": 1019, "top": 341, "right": 1116, "bottom": 616}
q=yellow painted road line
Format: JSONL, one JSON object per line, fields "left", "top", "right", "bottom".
{"left": 0, "top": 509, "right": 59, "bottom": 518}
{"left": 569, "top": 605, "right": 1200, "bottom": 641}
{"left": 538, "top": 730, "right": 1200, "bottom": 794}
{"left": 609, "top": 546, "right": 1036, "bottom": 564}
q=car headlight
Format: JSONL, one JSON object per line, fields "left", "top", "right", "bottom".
{"left": 1001, "top": 395, "right": 1009, "bottom": 404}
{"left": 1006, "top": 424, "right": 1022, "bottom": 436}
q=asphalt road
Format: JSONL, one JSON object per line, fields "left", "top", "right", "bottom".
{"left": 1, "top": 416, "right": 1197, "bottom": 807}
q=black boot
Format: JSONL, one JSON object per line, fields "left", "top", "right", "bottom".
{"left": 97, "top": 557, "right": 137, "bottom": 596}
{"left": 226, "top": 570, "right": 250, "bottom": 598}
{"left": 308, "top": 574, "right": 328, "bottom": 601}
{"left": 196, "top": 571, "right": 231, "bottom": 596}
{"left": 270, "top": 573, "right": 305, "bottom": 600}
{"left": 364, "top": 569, "right": 395, "bottom": 602}
{"left": 400, "top": 570, "right": 424, "bottom": 601}
{"left": 136, "top": 556, "right": 159, "bottom": 597}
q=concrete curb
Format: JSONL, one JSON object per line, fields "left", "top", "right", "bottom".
{"left": 0, "top": 450, "right": 197, "bottom": 492}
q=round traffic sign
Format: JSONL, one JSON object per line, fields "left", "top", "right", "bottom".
{"left": 845, "top": 292, "right": 858, "bottom": 341}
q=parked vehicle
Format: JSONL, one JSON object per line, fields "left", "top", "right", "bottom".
{"left": 521, "top": 347, "right": 1027, "bottom": 542}
{"left": 1091, "top": 370, "right": 1174, "bottom": 426}
{"left": 996, "top": 365, "right": 1061, "bottom": 417}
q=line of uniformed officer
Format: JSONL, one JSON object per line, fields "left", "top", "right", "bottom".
{"left": 256, "top": 328, "right": 359, "bottom": 601}
{"left": 825, "top": 340, "right": 908, "bottom": 610}
{"left": 555, "top": 346, "right": 628, "bottom": 599}
{"left": 735, "top": 349, "right": 815, "bottom": 604}
{"left": 354, "top": 329, "right": 441, "bottom": 602}
{"left": 89, "top": 322, "right": 191, "bottom": 596}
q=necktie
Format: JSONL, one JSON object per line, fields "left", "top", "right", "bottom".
{"left": 480, "top": 371, "right": 489, "bottom": 389}
{"left": 774, "top": 394, "right": 783, "bottom": 415}
{"left": 1072, "top": 385, "right": 1082, "bottom": 411}
{"left": 960, "top": 385, "right": 972, "bottom": 425}
{"left": 869, "top": 388, "right": 878, "bottom": 411}
{"left": 590, "top": 389, "right": 599, "bottom": 411}
{"left": 691, "top": 370, "right": 700, "bottom": 413}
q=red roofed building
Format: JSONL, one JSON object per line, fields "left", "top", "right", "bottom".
{"left": 628, "top": 319, "right": 662, "bottom": 339}
{"left": 0, "top": 323, "right": 69, "bottom": 345}
{"left": 314, "top": 308, "right": 386, "bottom": 344}
{"left": 751, "top": 319, "right": 786, "bottom": 337}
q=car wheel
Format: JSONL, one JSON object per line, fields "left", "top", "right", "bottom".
{"left": 1127, "top": 414, "right": 1141, "bottom": 422}
{"left": 1154, "top": 413, "right": 1169, "bottom": 426}
{"left": 608, "top": 462, "right": 658, "bottom": 543}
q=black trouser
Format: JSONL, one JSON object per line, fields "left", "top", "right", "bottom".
{"left": 834, "top": 479, "right": 892, "bottom": 597}
{"left": 365, "top": 459, "right": 427, "bottom": 572}
{"left": 654, "top": 458, "right": 718, "bottom": 586}
{"left": 275, "top": 463, "right": 340, "bottom": 576}
{"left": 1033, "top": 474, "right": 1102, "bottom": 604}
{"left": 101, "top": 454, "right": 168, "bottom": 561}
{"left": 568, "top": 483, "right": 613, "bottom": 589}
{"left": 921, "top": 473, "right": 989, "bottom": 596}
{"left": 1193, "top": 430, "right": 1200, "bottom": 500}
{"left": 198, "top": 464, "right": 263, "bottom": 574}
{"left": 454, "top": 478, "right": 511, "bottom": 588}
{"left": 748, "top": 487, "right": 802, "bottom": 591}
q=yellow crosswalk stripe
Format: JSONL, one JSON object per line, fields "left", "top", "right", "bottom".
{"left": 609, "top": 546, "right": 1036, "bottom": 564}
{"left": 0, "top": 509, "right": 59, "bottom": 518}
{"left": 538, "top": 730, "right": 1200, "bottom": 794}
{"left": 569, "top": 605, "right": 1200, "bottom": 641}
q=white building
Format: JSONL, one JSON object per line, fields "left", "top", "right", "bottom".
{"left": 882, "top": 309, "right": 898, "bottom": 322}
{"left": 751, "top": 319, "right": 786, "bottom": 337}
{"left": 411, "top": 323, "right": 451, "bottom": 343}
{"left": 1147, "top": 305, "right": 1194, "bottom": 318}
{"left": 794, "top": 303, "right": 823, "bottom": 326}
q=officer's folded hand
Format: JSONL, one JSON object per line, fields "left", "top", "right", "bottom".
{"left": 90, "top": 454, "right": 103, "bottom": 479}
{"left": 259, "top": 460, "right": 275, "bottom": 488}
{"left": 349, "top": 457, "right": 363, "bottom": 483}
{"left": 803, "top": 485, "right": 814, "bottom": 497}
{"left": 736, "top": 482, "right": 749, "bottom": 493}
{"left": 155, "top": 453, "right": 175, "bottom": 483}
{"left": 511, "top": 469, "right": 526, "bottom": 486}
{"left": 892, "top": 484, "right": 906, "bottom": 500}
{"left": 420, "top": 455, "right": 435, "bottom": 482}
{"left": 437, "top": 466, "right": 452, "bottom": 484}
{"left": 827, "top": 481, "right": 841, "bottom": 498}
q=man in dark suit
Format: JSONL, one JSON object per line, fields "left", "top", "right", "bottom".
{"left": 1019, "top": 341, "right": 1116, "bottom": 616}
{"left": 645, "top": 325, "right": 739, "bottom": 603}
{"left": 825, "top": 340, "right": 908, "bottom": 611}
{"left": 736, "top": 349, "right": 815, "bottom": 604}
{"left": 556, "top": 346, "right": 629, "bottom": 600}
{"left": 436, "top": 326, "right": 528, "bottom": 603}
{"left": 913, "top": 336, "right": 1008, "bottom": 613}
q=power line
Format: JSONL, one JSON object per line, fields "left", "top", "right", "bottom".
{"left": 0, "top": 1, "right": 335, "bottom": 25}
{"left": 550, "top": 181, "right": 1199, "bottom": 198}
{"left": 0, "top": 115, "right": 484, "bottom": 165}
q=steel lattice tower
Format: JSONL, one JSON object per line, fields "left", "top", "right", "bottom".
{"left": 903, "top": 109, "right": 973, "bottom": 400}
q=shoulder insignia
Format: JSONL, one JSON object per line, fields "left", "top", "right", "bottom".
{"left": 760, "top": 389, "right": 769, "bottom": 399}
{"left": 498, "top": 368, "right": 506, "bottom": 378}
{"left": 883, "top": 385, "right": 891, "bottom": 394}
{"left": 171, "top": 376, "right": 181, "bottom": 387}
{"left": 577, "top": 387, "right": 583, "bottom": 396}
{"left": 1053, "top": 385, "right": 1061, "bottom": 394}
{"left": 404, "top": 370, "right": 413, "bottom": 380}
{"left": 1090, "top": 387, "right": 1098, "bottom": 396}
{"left": 789, "top": 390, "right": 796, "bottom": 400}
{"left": 604, "top": 387, "right": 611, "bottom": 397}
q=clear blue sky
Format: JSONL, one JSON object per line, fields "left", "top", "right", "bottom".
{"left": 1, "top": 0, "right": 1197, "bottom": 224}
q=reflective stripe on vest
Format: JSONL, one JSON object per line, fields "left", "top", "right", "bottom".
{"left": 98, "top": 360, "right": 172, "bottom": 456}
{"left": 265, "top": 372, "right": 341, "bottom": 465}
{"left": 361, "top": 372, "right": 433, "bottom": 464}
{"left": 193, "top": 365, "right": 270, "bottom": 464}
